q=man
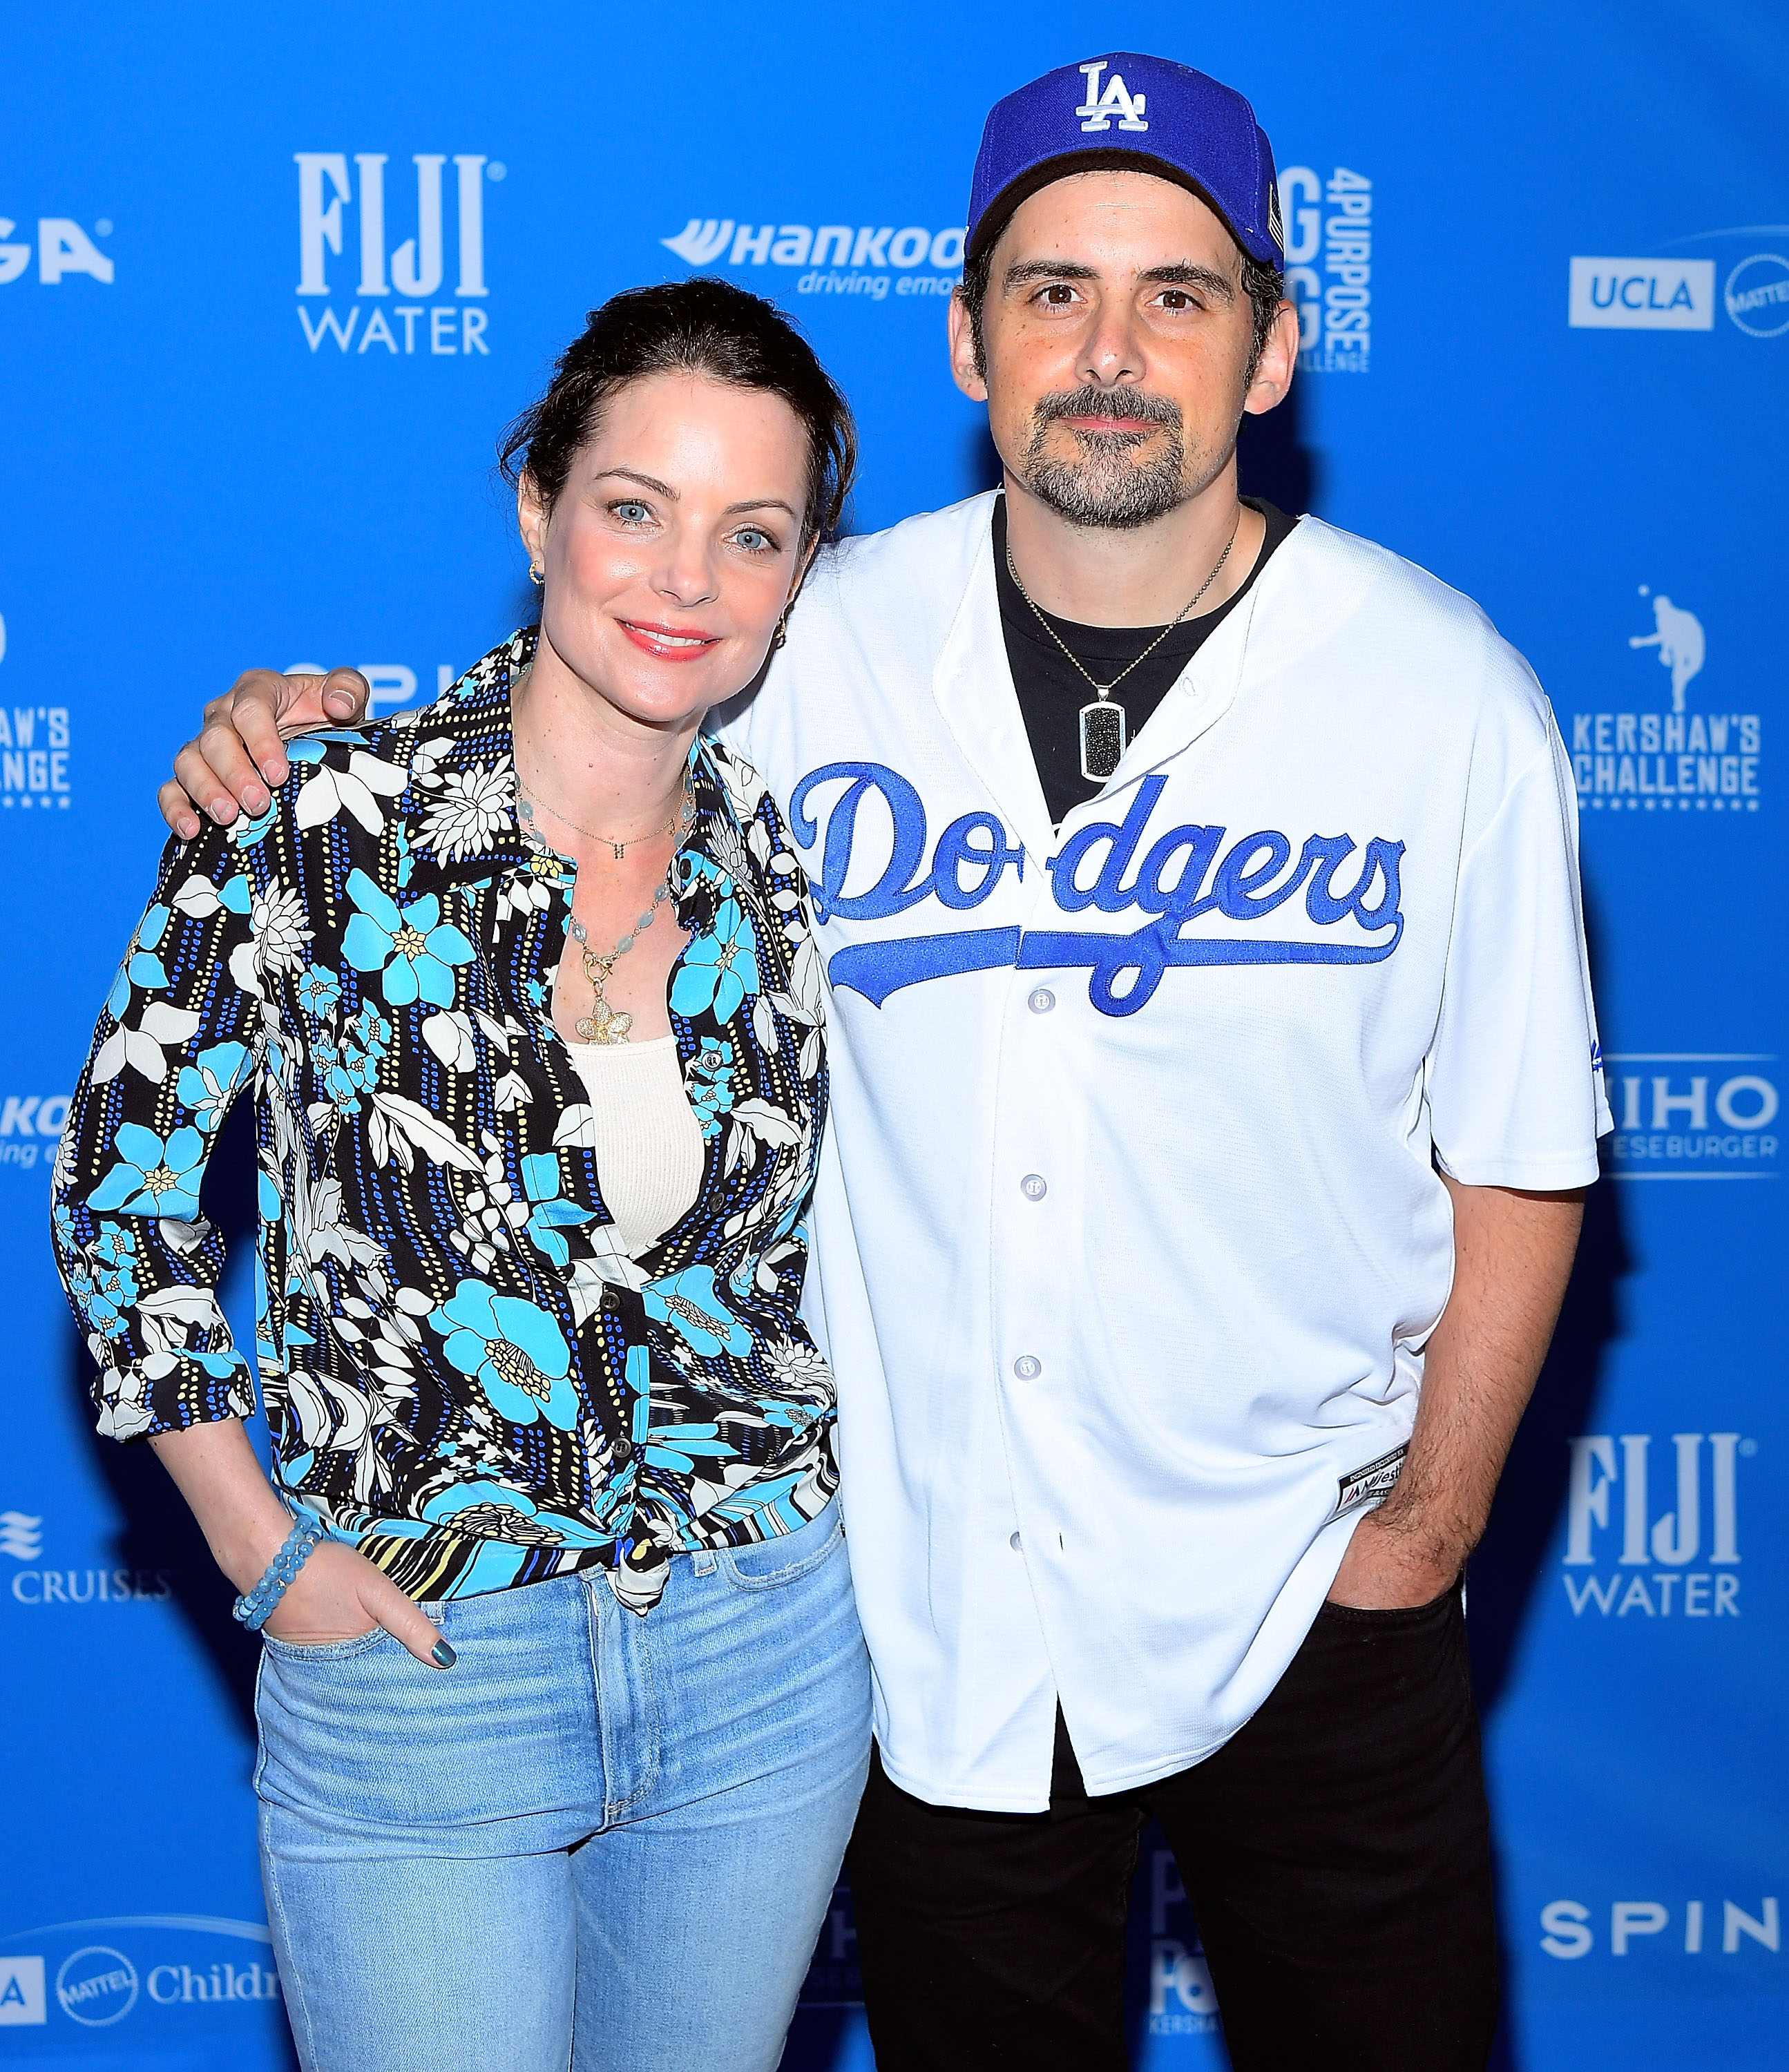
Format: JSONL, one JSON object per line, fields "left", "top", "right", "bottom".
{"left": 158, "top": 52, "right": 1608, "bottom": 2071}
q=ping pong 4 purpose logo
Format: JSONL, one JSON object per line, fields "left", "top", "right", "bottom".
{"left": 1569, "top": 585, "right": 1761, "bottom": 817}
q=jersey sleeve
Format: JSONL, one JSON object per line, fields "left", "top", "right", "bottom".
{"left": 1425, "top": 719, "right": 1613, "bottom": 1189}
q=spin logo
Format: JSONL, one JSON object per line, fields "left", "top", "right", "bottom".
{"left": 294, "top": 151, "right": 499, "bottom": 358}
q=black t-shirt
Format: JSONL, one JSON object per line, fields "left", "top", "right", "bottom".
{"left": 994, "top": 495, "right": 1299, "bottom": 826}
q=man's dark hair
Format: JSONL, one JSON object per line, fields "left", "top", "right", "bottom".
{"left": 499, "top": 277, "right": 857, "bottom": 544}
{"left": 957, "top": 231, "right": 1285, "bottom": 385}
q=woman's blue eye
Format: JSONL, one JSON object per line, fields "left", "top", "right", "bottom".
{"left": 612, "top": 501, "right": 651, "bottom": 523}
{"left": 733, "top": 527, "right": 774, "bottom": 553}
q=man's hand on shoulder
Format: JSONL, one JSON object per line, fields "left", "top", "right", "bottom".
{"left": 160, "top": 666, "right": 372, "bottom": 838}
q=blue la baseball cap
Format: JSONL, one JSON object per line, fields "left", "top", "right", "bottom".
{"left": 966, "top": 52, "right": 1283, "bottom": 271}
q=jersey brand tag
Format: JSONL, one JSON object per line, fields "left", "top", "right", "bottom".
{"left": 1333, "top": 1445, "right": 1408, "bottom": 1519}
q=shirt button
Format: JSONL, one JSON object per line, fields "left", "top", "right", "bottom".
{"left": 1027, "top": 987, "right": 1056, "bottom": 1014}
{"left": 612, "top": 1437, "right": 633, "bottom": 1464}
{"left": 1020, "top": 1173, "right": 1047, "bottom": 1201}
{"left": 1012, "top": 1354, "right": 1042, "bottom": 1381}
{"left": 600, "top": 1286, "right": 622, "bottom": 1314}
{"left": 1009, "top": 1531, "right": 1023, "bottom": 1552}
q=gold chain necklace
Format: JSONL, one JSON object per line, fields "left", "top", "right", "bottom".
{"left": 1004, "top": 514, "right": 1240, "bottom": 782}
{"left": 516, "top": 776, "right": 696, "bottom": 1045}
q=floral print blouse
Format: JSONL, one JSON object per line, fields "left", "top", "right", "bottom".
{"left": 52, "top": 630, "right": 835, "bottom": 1609}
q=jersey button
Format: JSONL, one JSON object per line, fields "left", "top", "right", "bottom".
{"left": 1009, "top": 1531, "right": 1023, "bottom": 1552}
{"left": 1012, "top": 1354, "right": 1042, "bottom": 1381}
{"left": 1027, "top": 987, "right": 1056, "bottom": 1014}
{"left": 1020, "top": 1173, "right": 1047, "bottom": 1201}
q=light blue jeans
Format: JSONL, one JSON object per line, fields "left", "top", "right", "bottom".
{"left": 254, "top": 1502, "right": 869, "bottom": 2072}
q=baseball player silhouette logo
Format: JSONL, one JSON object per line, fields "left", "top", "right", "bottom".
{"left": 1629, "top": 587, "right": 1705, "bottom": 712}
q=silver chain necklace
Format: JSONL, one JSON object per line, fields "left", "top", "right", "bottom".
{"left": 1004, "top": 515, "right": 1241, "bottom": 783}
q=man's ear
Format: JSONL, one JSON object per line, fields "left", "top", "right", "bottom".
{"left": 1242, "top": 299, "right": 1301, "bottom": 418}
{"left": 947, "top": 289, "right": 989, "bottom": 403}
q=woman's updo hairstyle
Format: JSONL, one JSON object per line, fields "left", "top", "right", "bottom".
{"left": 499, "top": 277, "right": 856, "bottom": 545}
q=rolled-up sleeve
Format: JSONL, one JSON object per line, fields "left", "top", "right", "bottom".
{"left": 52, "top": 825, "right": 263, "bottom": 1440}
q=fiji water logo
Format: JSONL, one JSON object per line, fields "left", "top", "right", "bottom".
{"left": 789, "top": 764, "right": 1404, "bottom": 1015}
{"left": 294, "top": 151, "right": 499, "bottom": 356}
{"left": 1074, "top": 60, "right": 1149, "bottom": 133}
{"left": 660, "top": 218, "right": 965, "bottom": 306}
{"left": 1571, "top": 586, "right": 1760, "bottom": 816}
{"left": 1562, "top": 1430, "right": 1752, "bottom": 1620}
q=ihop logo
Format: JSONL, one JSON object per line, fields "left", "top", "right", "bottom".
{"left": 789, "top": 764, "right": 1405, "bottom": 1015}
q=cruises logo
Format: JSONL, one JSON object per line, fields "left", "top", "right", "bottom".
{"left": 294, "top": 151, "right": 499, "bottom": 356}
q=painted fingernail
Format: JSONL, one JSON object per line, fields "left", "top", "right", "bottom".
{"left": 431, "top": 1639, "right": 457, "bottom": 1668}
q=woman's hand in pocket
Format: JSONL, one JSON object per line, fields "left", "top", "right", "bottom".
{"left": 260, "top": 1541, "right": 455, "bottom": 1667}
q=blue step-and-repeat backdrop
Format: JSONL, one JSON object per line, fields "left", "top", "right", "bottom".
{"left": 1, "top": 3, "right": 1783, "bottom": 2066}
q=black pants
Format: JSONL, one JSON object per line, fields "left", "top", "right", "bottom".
{"left": 848, "top": 1589, "right": 1498, "bottom": 2072}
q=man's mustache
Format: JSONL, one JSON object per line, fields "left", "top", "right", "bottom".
{"left": 1032, "top": 387, "right": 1183, "bottom": 433}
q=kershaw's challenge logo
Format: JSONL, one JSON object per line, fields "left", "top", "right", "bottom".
{"left": 790, "top": 765, "right": 1405, "bottom": 1015}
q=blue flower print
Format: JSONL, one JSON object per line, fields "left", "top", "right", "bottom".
{"left": 314, "top": 1001, "right": 392, "bottom": 1111}
{"left": 686, "top": 1038, "right": 737, "bottom": 1138}
{"left": 127, "top": 905, "right": 173, "bottom": 990}
{"left": 642, "top": 1263, "right": 754, "bottom": 1359}
{"left": 430, "top": 1280, "right": 580, "bottom": 1431}
{"left": 518, "top": 1151, "right": 597, "bottom": 1267}
{"left": 176, "top": 1041, "right": 251, "bottom": 1131}
{"left": 87, "top": 1122, "right": 207, "bottom": 1221}
{"left": 670, "top": 898, "right": 760, "bottom": 1023}
{"left": 342, "top": 869, "right": 475, "bottom": 1010}
{"left": 295, "top": 965, "right": 342, "bottom": 1019}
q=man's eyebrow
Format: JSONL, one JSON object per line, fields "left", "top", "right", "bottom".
{"left": 1140, "top": 262, "right": 1236, "bottom": 300}
{"left": 1002, "top": 258, "right": 1100, "bottom": 289}
{"left": 1000, "top": 258, "right": 1236, "bottom": 301}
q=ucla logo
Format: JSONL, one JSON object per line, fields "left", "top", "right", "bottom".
{"left": 790, "top": 765, "right": 1405, "bottom": 1017}
{"left": 1075, "top": 61, "right": 1149, "bottom": 133}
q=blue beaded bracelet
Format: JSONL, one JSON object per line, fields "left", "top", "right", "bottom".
{"left": 232, "top": 1512, "right": 326, "bottom": 1631}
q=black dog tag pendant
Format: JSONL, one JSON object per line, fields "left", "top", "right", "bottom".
{"left": 1078, "top": 698, "right": 1127, "bottom": 782}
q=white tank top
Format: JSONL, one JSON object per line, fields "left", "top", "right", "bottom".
{"left": 564, "top": 1035, "right": 705, "bottom": 1251}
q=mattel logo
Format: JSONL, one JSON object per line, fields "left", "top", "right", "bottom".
{"left": 1562, "top": 1431, "right": 1749, "bottom": 1620}
{"left": 1568, "top": 257, "right": 1715, "bottom": 330}
{"left": 295, "top": 151, "right": 499, "bottom": 357}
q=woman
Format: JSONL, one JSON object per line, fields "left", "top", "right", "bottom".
{"left": 52, "top": 280, "right": 868, "bottom": 2072}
